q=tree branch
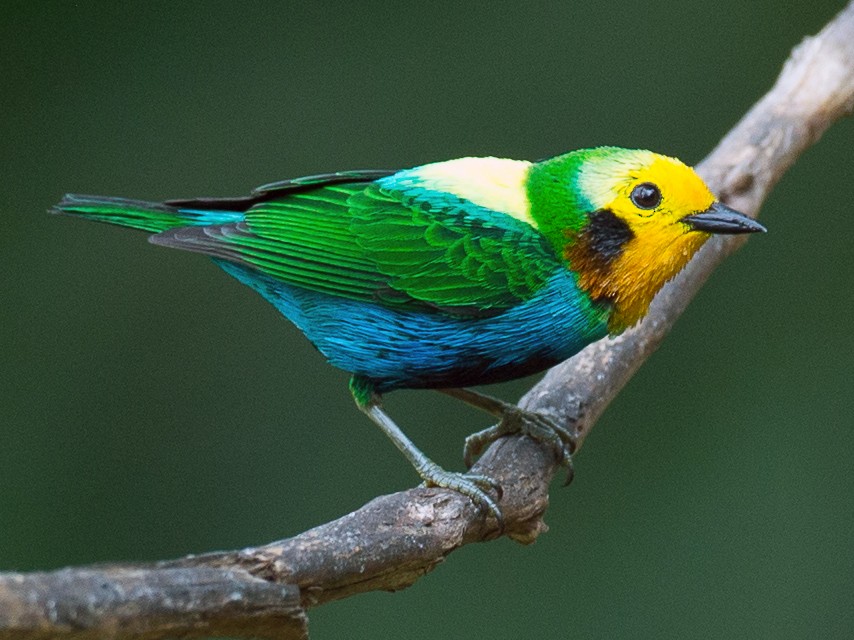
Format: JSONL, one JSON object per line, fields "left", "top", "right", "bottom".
{"left": 3, "top": 3, "right": 853, "bottom": 638}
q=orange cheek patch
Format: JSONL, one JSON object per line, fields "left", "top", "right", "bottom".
{"left": 567, "top": 222, "right": 709, "bottom": 333}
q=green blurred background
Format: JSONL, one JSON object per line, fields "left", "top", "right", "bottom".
{"left": 2, "top": 1, "right": 852, "bottom": 638}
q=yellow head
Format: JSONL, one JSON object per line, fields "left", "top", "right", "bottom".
{"left": 530, "top": 148, "right": 765, "bottom": 333}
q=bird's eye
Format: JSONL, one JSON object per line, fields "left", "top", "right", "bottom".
{"left": 630, "top": 183, "right": 661, "bottom": 210}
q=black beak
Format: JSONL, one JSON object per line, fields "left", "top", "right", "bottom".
{"left": 681, "top": 202, "right": 767, "bottom": 235}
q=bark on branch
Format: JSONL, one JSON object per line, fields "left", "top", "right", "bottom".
{"left": 3, "top": 3, "right": 853, "bottom": 639}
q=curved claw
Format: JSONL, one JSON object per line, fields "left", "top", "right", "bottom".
{"left": 419, "top": 465, "right": 504, "bottom": 532}
{"left": 464, "top": 407, "right": 578, "bottom": 486}
{"left": 561, "top": 458, "right": 575, "bottom": 487}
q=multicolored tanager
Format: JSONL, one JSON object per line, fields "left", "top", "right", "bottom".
{"left": 53, "top": 147, "right": 766, "bottom": 525}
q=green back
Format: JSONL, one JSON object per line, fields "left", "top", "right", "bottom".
{"left": 153, "top": 182, "right": 561, "bottom": 316}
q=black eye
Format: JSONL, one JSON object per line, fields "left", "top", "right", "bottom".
{"left": 630, "top": 182, "right": 661, "bottom": 210}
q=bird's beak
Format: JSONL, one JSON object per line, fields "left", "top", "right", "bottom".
{"left": 680, "top": 202, "right": 767, "bottom": 235}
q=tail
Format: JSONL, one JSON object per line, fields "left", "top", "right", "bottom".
{"left": 51, "top": 194, "right": 245, "bottom": 234}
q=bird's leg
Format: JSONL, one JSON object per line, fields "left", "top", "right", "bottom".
{"left": 350, "top": 377, "right": 504, "bottom": 529}
{"left": 439, "top": 388, "right": 576, "bottom": 486}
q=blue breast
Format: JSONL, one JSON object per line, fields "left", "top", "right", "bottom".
{"left": 216, "top": 260, "right": 609, "bottom": 392}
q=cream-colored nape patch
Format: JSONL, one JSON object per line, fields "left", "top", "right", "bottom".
{"left": 410, "top": 157, "right": 535, "bottom": 227}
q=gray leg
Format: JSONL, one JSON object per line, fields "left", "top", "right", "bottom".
{"left": 351, "top": 379, "right": 504, "bottom": 529}
{"left": 439, "top": 388, "right": 576, "bottom": 485}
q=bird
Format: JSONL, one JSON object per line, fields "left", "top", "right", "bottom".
{"left": 53, "top": 147, "right": 766, "bottom": 526}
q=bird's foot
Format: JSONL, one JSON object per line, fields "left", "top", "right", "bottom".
{"left": 464, "top": 406, "right": 576, "bottom": 485}
{"left": 417, "top": 462, "right": 504, "bottom": 531}
{"left": 353, "top": 389, "right": 505, "bottom": 532}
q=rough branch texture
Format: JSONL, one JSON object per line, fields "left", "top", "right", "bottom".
{"left": 3, "top": 4, "right": 853, "bottom": 639}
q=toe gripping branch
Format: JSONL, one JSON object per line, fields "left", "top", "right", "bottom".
{"left": 351, "top": 377, "right": 577, "bottom": 533}
{"left": 351, "top": 376, "right": 506, "bottom": 530}
{"left": 440, "top": 388, "right": 577, "bottom": 486}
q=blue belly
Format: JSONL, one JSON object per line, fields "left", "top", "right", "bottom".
{"left": 215, "top": 260, "right": 609, "bottom": 392}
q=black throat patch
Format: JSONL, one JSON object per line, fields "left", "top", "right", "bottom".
{"left": 564, "top": 208, "right": 635, "bottom": 307}
{"left": 583, "top": 208, "right": 634, "bottom": 261}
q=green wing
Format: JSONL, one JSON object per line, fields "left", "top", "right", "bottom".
{"left": 152, "top": 182, "right": 560, "bottom": 316}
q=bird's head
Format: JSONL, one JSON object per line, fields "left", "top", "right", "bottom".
{"left": 528, "top": 147, "right": 765, "bottom": 333}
